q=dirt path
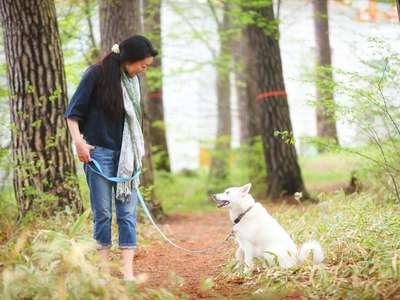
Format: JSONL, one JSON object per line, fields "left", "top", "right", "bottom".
{"left": 133, "top": 210, "right": 254, "bottom": 299}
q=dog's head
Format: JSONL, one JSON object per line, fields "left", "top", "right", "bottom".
{"left": 212, "top": 183, "right": 253, "bottom": 209}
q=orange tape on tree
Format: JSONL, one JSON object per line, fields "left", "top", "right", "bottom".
{"left": 256, "top": 90, "right": 287, "bottom": 100}
{"left": 148, "top": 91, "right": 162, "bottom": 100}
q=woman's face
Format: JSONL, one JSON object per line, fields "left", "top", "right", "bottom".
{"left": 123, "top": 56, "right": 154, "bottom": 77}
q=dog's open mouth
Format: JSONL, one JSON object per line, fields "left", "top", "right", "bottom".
{"left": 217, "top": 200, "right": 230, "bottom": 208}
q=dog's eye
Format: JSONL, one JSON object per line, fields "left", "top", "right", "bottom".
{"left": 226, "top": 191, "right": 230, "bottom": 194}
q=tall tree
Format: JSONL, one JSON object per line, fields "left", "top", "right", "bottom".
{"left": 0, "top": 0, "right": 83, "bottom": 219}
{"left": 143, "top": 0, "right": 171, "bottom": 172}
{"left": 232, "top": 31, "right": 251, "bottom": 144}
{"left": 312, "top": 0, "right": 339, "bottom": 150}
{"left": 244, "top": 1, "right": 309, "bottom": 200}
{"left": 397, "top": 0, "right": 400, "bottom": 22}
{"left": 243, "top": 29, "right": 263, "bottom": 143}
{"left": 99, "top": 0, "right": 163, "bottom": 217}
{"left": 99, "top": 0, "right": 141, "bottom": 57}
{"left": 208, "top": 0, "right": 232, "bottom": 186}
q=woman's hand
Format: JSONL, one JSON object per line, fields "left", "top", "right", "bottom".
{"left": 75, "top": 140, "right": 95, "bottom": 163}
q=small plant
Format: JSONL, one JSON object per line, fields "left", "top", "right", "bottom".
{"left": 304, "top": 37, "right": 400, "bottom": 201}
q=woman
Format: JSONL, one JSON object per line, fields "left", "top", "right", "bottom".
{"left": 64, "top": 35, "right": 157, "bottom": 281}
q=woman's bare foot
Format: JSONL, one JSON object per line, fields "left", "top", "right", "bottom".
{"left": 98, "top": 248, "right": 111, "bottom": 275}
{"left": 121, "top": 248, "right": 135, "bottom": 279}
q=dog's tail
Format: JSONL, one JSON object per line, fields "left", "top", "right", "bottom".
{"left": 298, "top": 240, "right": 324, "bottom": 264}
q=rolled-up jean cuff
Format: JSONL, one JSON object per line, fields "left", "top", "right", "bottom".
{"left": 96, "top": 243, "right": 112, "bottom": 250}
{"left": 119, "top": 245, "right": 136, "bottom": 249}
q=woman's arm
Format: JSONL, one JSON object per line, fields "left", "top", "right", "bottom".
{"left": 64, "top": 65, "right": 100, "bottom": 163}
{"left": 66, "top": 118, "right": 95, "bottom": 163}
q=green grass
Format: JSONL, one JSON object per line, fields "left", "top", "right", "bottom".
{"left": 299, "top": 151, "right": 364, "bottom": 192}
{"left": 217, "top": 191, "right": 400, "bottom": 299}
{"left": 155, "top": 170, "right": 217, "bottom": 214}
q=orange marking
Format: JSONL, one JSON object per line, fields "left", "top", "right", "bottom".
{"left": 149, "top": 91, "right": 162, "bottom": 100}
{"left": 256, "top": 90, "right": 287, "bottom": 100}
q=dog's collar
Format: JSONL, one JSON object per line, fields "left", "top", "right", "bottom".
{"left": 233, "top": 205, "right": 253, "bottom": 225}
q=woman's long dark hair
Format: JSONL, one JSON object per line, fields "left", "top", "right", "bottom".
{"left": 95, "top": 35, "right": 158, "bottom": 121}
{"left": 97, "top": 52, "right": 124, "bottom": 121}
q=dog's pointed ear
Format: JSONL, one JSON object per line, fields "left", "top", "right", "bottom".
{"left": 240, "top": 183, "right": 252, "bottom": 194}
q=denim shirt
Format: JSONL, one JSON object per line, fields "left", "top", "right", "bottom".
{"left": 63, "top": 64, "right": 141, "bottom": 151}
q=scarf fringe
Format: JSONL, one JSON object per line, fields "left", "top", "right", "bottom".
{"left": 116, "top": 180, "right": 135, "bottom": 201}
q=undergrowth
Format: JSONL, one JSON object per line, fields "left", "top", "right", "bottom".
{"left": 217, "top": 191, "right": 400, "bottom": 299}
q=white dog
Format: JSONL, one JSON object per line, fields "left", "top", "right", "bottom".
{"left": 214, "top": 183, "right": 324, "bottom": 272}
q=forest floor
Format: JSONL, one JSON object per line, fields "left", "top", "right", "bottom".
{"left": 113, "top": 180, "right": 348, "bottom": 299}
{"left": 133, "top": 210, "right": 250, "bottom": 299}
{"left": 123, "top": 206, "right": 306, "bottom": 299}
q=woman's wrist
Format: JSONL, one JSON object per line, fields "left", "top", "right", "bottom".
{"left": 73, "top": 138, "right": 84, "bottom": 147}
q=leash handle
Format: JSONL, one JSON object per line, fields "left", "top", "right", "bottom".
{"left": 85, "top": 159, "right": 232, "bottom": 254}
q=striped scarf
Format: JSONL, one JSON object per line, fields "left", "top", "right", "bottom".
{"left": 115, "top": 69, "right": 145, "bottom": 201}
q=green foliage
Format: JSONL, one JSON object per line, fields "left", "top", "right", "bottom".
{"left": 273, "top": 130, "right": 296, "bottom": 145}
{"left": 304, "top": 37, "right": 400, "bottom": 201}
{"left": 0, "top": 216, "right": 130, "bottom": 299}
{"left": 56, "top": 0, "right": 100, "bottom": 86}
{"left": 229, "top": 0, "right": 279, "bottom": 38}
{"left": 155, "top": 169, "right": 216, "bottom": 214}
{"left": 227, "top": 136, "right": 267, "bottom": 198}
{"left": 200, "top": 276, "right": 214, "bottom": 292}
{"left": 205, "top": 135, "right": 267, "bottom": 196}
{"left": 0, "top": 188, "right": 175, "bottom": 299}
{"left": 299, "top": 150, "right": 362, "bottom": 188}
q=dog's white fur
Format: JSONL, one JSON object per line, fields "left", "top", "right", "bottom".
{"left": 215, "top": 183, "right": 324, "bottom": 272}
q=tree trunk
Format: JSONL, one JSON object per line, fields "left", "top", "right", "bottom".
{"left": 99, "top": 0, "right": 141, "bottom": 57}
{"left": 140, "top": 77, "right": 163, "bottom": 218}
{"left": 243, "top": 31, "right": 263, "bottom": 143}
{"left": 143, "top": 0, "right": 171, "bottom": 172}
{"left": 232, "top": 31, "right": 251, "bottom": 145}
{"left": 312, "top": 0, "right": 339, "bottom": 150}
{"left": 397, "top": 0, "right": 400, "bottom": 22}
{"left": 209, "top": 2, "right": 231, "bottom": 187}
{"left": 0, "top": 0, "right": 83, "bottom": 220}
{"left": 233, "top": 29, "right": 266, "bottom": 197}
{"left": 99, "top": 0, "right": 163, "bottom": 218}
{"left": 244, "top": 2, "right": 309, "bottom": 200}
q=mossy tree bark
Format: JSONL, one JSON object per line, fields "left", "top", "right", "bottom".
{"left": 0, "top": 0, "right": 84, "bottom": 219}
{"left": 244, "top": 1, "right": 309, "bottom": 200}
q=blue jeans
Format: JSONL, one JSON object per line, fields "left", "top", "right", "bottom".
{"left": 83, "top": 145, "right": 138, "bottom": 250}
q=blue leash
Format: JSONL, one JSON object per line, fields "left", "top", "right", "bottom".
{"left": 86, "top": 158, "right": 233, "bottom": 254}
{"left": 87, "top": 158, "right": 141, "bottom": 183}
